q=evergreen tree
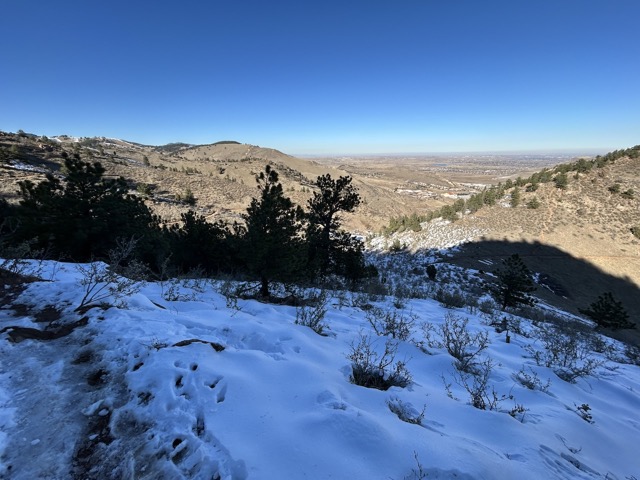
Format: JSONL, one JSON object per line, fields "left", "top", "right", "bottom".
{"left": 306, "top": 174, "right": 362, "bottom": 278}
{"left": 241, "top": 165, "right": 304, "bottom": 297}
{"left": 554, "top": 172, "right": 568, "bottom": 190}
{"left": 526, "top": 197, "right": 541, "bottom": 209}
{"left": 579, "top": 292, "right": 634, "bottom": 330}
{"left": 510, "top": 187, "right": 521, "bottom": 207}
{"left": 10, "top": 155, "right": 157, "bottom": 262}
{"left": 166, "top": 210, "right": 237, "bottom": 275}
{"left": 488, "top": 254, "right": 536, "bottom": 310}
{"left": 426, "top": 264, "right": 437, "bottom": 281}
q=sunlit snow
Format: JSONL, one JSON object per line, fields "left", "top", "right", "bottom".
{"left": 0, "top": 259, "right": 638, "bottom": 479}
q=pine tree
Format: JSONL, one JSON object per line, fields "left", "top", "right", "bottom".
{"left": 554, "top": 172, "right": 568, "bottom": 190}
{"left": 510, "top": 187, "right": 521, "bottom": 207}
{"left": 242, "top": 165, "right": 304, "bottom": 298}
{"left": 488, "top": 254, "right": 536, "bottom": 310}
{"left": 12, "top": 155, "right": 157, "bottom": 261}
{"left": 579, "top": 292, "right": 634, "bottom": 330}
{"left": 306, "top": 174, "right": 362, "bottom": 278}
{"left": 166, "top": 210, "right": 236, "bottom": 275}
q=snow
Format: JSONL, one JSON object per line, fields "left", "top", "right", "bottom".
{"left": 4, "top": 160, "right": 50, "bottom": 174}
{"left": 0, "top": 259, "right": 639, "bottom": 479}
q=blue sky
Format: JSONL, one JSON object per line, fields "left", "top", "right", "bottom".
{"left": 1, "top": 1, "right": 639, "bottom": 154}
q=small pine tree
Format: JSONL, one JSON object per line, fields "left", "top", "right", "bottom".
{"left": 527, "top": 197, "right": 541, "bottom": 209}
{"left": 242, "top": 165, "right": 304, "bottom": 298}
{"left": 306, "top": 174, "right": 362, "bottom": 278}
{"left": 510, "top": 187, "right": 521, "bottom": 208}
{"left": 426, "top": 264, "right": 437, "bottom": 281}
{"left": 579, "top": 292, "right": 634, "bottom": 330}
{"left": 554, "top": 173, "right": 568, "bottom": 190}
{"left": 488, "top": 254, "right": 536, "bottom": 311}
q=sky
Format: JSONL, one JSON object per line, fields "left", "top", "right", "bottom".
{"left": 1, "top": 0, "right": 639, "bottom": 155}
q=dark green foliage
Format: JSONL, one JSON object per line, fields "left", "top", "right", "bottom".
{"left": 553, "top": 172, "right": 568, "bottom": 190}
{"left": 527, "top": 197, "right": 541, "bottom": 209}
{"left": 465, "top": 192, "right": 485, "bottom": 213}
{"left": 488, "top": 254, "right": 536, "bottom": 311}
{"left": 136, "top": 183, "right": 153, "bottom": 197}
{"left": 526, "top": 182, "right": 539, "bottom": 192}
{"left": 573, "top": 158, "right": 593, "bottom": 173}
{"left": 165, "top": 211, "right": 240, "bottom": 275}
{"left": 306, "top": 174, "right": 362, "bottom": 278}
{"left": 389, "top": 238, "right": 404, "bottom": 252}
{"left": 579, "top": 292, "right": 634, "bottom": 330}
{"left": 382, "top": 213, "right": 425, "bottom": 234}
{"left": 594, "top": 145, "right": 640, "bottom": 167}
{"left": 608, "top": 183, "right": 621, "bottom": 194}
{"left": 439, "top": 205, "right": 458, "bottom": 222}
{"left": 426, "top": 264, "right": 437, "bottom": 281}
{"left": 241, "top": 165, "right": 305, "bottom": 297}
{"left": 452, "top": 199, "right": 465, "bottom": 212}
{"left": 7, "top": 156, "right": 158, "bottom": 262}
{"left": 510, "top": 187, "right": 521, "bottom": 208}
{"left": 483, "top": 187, "right": 498, "bottom": 206}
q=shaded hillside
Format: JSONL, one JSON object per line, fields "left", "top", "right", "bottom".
{"left": 446, "top": 239, "right": 640, "bottom": 346}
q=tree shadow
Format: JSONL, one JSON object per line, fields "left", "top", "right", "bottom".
{"left": 441, "top": 239, "right": 639, "bottom": 345}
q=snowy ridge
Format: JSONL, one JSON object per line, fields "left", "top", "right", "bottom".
{"left": 0, "top": 260, "right": 638, "bottom": 479}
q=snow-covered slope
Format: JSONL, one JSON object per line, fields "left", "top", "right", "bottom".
{"left": 0, "top": 260, "right": 638, "bottom": 479}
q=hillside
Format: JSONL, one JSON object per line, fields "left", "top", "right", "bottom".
{"left": 2, "top": 130, "right": 638, "bottom": 335}
{"left": 0, "top": 131, "right": 469, "bottom": 232}
{"left": 373, "top": 154, "right": 640, "bottom": 342}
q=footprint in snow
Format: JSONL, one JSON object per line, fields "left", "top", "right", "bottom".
{"left": 317, "top": 390, "right": 348, "bottom": 410}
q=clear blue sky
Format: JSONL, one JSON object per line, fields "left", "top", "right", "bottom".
{"left": 1, "top": 0, "right": 639, "bottom": 155}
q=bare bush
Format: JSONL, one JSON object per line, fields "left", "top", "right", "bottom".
{"left": 513, "top": 366, "right": 551, "bottom": 393}
{"left": 575, "top": 403, "right": 594, "bottom": 423}
{"left": 161, "top": 278, "right": 198, "bottom": 302}
{"left": 218, "top": 277, "right": 243, "bottom": 311}
{"left": 0, "top": 239, "right": 44, "bottom": 279}
{"left": 623, "top": 344, "right": 640, "bottom": 366}
{"left": 508, "top": 403, "right": 529, "bottom": 423}
{"left": 434, "top": 287, "right": 467, "bottom": 309}
{"left": 348, "top": 334, "right": 412, "bottom": 390}
{"left": 366, "top": 306, "right": 416, "bottom": 341}
{"left": 295, "top": 291, "right": 329, "bottom": 335}
{"left": 422, "top": 313, "right": 490, "bottom": 373}
{"left": 478, "top": 298, "right": 497, "bottom": 315}
{"left": 76, "top": 262, "right": 143, "bottom": 310}
{"left": 452, "top": 357, "right": 508, "bottom": 410}
{"left": 525, "top": 325, "right": 606, "bottom": 383}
